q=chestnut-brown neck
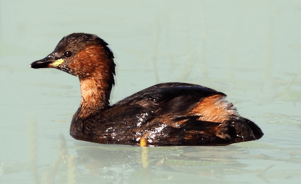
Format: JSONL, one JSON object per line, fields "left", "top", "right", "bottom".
{"left": 73, "top": 45, "right": 115, "bottom": 118}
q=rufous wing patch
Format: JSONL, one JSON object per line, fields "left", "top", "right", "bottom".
{"left": 189, "top": 94, "right": 238, "bottom": 123}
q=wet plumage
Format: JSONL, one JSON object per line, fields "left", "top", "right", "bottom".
{"left": 30, "top": 33, "right": 263, "bottom": 146}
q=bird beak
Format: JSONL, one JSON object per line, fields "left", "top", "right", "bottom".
{"left": 30, "top": 56, "right": 65, "bottom": 69}
{"left": 29, "top": 56, "right": 55, "bottom": 69}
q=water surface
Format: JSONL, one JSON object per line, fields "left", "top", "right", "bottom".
{"left": 1, "top": 0, "right": 301, "bottom": 183}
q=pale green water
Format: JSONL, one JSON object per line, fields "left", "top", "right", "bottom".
{"left": 1, "top": 0, "right": 301, "bottom": 183}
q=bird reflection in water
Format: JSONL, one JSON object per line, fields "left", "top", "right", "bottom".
{"left": 35, "top": 134, "right": 266, "bottom": 184}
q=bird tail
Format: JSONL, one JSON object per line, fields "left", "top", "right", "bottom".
{"left": 178, "top": 115, "right": 263, "bottom": 145}
{"left": 224, "top": 116, "right": 264, "bottom": 142}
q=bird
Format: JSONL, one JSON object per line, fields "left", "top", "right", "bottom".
{"left": 30, "top": 33, "right": 263, "bottom": 147}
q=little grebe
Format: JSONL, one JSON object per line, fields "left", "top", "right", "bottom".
{"left": 30, "top": 33, "right": 263, "bottom": 146}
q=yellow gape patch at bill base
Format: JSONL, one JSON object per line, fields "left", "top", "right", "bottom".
{"left": 53, "top": 59, "right": 64, "bottom": 67}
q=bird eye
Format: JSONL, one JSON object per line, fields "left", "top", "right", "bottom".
{"left": 64, "top": 51, "right": 72, "bottom": 57}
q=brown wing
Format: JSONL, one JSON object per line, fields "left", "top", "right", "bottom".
{"left": 107, "top": 82, "right": 226, "bottom": 128}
